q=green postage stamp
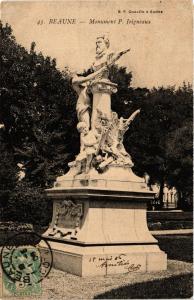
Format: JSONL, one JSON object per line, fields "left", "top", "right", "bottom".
{"left": 0, "top": 232, "right": 53, "bottom": 297}
{"left": 2, "top": 273, "right": 42, "bottom": 297}
{"left": 1, "top": 245, "right": 42, "bottom": 297}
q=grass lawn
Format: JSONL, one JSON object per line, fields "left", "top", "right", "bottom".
{"left": 147, "top": 211, "right": 193, "bottom": 230}
{"left": 156, "top": 234, "right": 193, "bottom": 263}
{"left": 94, "top": 273, "right": 192, "bottom": 299}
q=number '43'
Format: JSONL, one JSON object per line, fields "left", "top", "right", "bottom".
{"left": 37, "top": 19, "right": 43, "bottom": 25}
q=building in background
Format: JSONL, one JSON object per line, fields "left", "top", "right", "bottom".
{"left": 144, "top": 173, "right": 178, "bottom": 210}
{"left": 163, "top": 186, "right": 178, "bottom": 209}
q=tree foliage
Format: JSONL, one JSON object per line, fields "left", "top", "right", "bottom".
{"left": 0, "top": 22, "right": 78, "bottom": 224}
{"left": 125, "top": 84, "right": 192, "bottom": 208}
{"left": 0, "top": 128, "right": 19, "bottom": 210}
{"left": 0, "top": 22, "right": 79, "bottom": 188}
{"left": 4, "top": 180, "right": 52, "bottom": 226}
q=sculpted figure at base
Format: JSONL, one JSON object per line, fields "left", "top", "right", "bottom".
{"left": 92, "top": 109, "right": 140, "bottom": 173}
{"left": 70, "top": 109, "right": 140, "bottom": 175}
{"left": 75, "top": 122, "right": 99, "bottom": 174}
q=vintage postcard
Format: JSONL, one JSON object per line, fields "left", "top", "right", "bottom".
{"left": 0, "top": 0, "right": 193, "bottom": 299}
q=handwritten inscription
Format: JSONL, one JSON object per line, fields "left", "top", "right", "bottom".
{"left": 89, "top": 254, "right": 141, "bottom": 272}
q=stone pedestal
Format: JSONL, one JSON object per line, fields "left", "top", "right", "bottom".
{"left": 42, "top": 167, "right": 167, "bottom": 276}
{"left": 89, "top": 79, "right": 117, "bottom": 129}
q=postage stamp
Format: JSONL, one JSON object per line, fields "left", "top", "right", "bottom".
{"left": 2, "top": 272, "right": 42, "bottom": 297}
{"left": 0, "top": 232, "right": 53, "bottom": 297}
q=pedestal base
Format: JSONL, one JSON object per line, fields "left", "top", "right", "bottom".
{"left": 43, "top": 167, "right": 167, "bottom": 276}
{"left": 41, "top": 242, "right": 167, "bottom": 276}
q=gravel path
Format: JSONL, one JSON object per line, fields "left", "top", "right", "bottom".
{"left": 37, "top": 259, "right": 192, "bottom": 299}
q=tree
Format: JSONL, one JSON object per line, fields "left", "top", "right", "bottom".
{"left": 165, "top": 123, "right": 192, "bottom": 209}
{"left": 0, "top": 22, "right": 79, "bottom": 188}
{"left": 6, "top": 180, "right": 52, "bottom": 226}
{"left": 125, "top": 84, "right": 192, "bottom": 208}
{"left": 0, "top": 128, "right": 19, "bottom": 217}
{"left": 109, "top": 65, "right": 133, "bottom": 116}
{"left": 0, "top": 22, "right": 79, "bottom": 226}
{"left": 164, "top": 84, "right": 193, "bottom": 208}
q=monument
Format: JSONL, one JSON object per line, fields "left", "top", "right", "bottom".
{"left": 42, "top": 34, "right": 167, "bottom": 276}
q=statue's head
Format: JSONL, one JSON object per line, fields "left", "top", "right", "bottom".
{"left": 96, "top": 34, "right": 110, "bottom": 56}
{"left": 77, "top": 122, "right": 88, "bottom": 134}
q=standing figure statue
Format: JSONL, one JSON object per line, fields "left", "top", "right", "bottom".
{"left": 69, "top": 34, "right": 142, "bottom": 175}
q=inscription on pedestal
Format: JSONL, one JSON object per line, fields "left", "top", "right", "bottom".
{"left": 87, "top": 254, "right": 145, "bottom": 275}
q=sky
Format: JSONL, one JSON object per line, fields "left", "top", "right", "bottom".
{"left": 1, "top": 0, "right": 193, "bottom": 88}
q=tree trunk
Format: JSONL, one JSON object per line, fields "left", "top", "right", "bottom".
{"left": 177, "top": 189, "right": 182, "bottom": 209}
{"left": 158, "top": 179, "right": 164, "bottom": 209}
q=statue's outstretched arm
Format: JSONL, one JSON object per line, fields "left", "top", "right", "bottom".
{"left": 107, "top": 48, "right": 130, "bottom": 66}
{"left": 126, "top": 109, "right": 141, "bottom": 125}
{"left": 72, "top": 65, "right": 107, "bottom": 85}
